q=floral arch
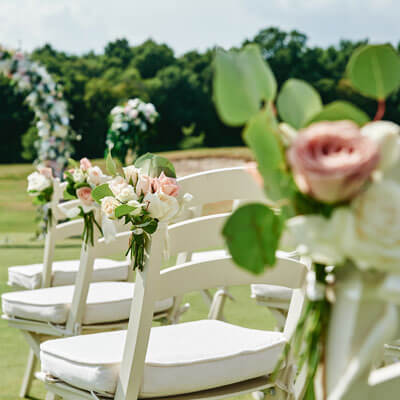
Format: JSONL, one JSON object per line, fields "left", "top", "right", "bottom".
{"left": 0, "top": 46, "right": 78, "bottom": 175}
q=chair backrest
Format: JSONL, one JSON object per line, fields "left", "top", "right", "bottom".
{"left": 177, "top": 166, "right": 265, "bottom": 207}
{"left": 114, "top": 214, "right": 307, "bottom": 400}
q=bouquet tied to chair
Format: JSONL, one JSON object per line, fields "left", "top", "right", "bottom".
{"left": 215, "top": 43, "right": 400, "bottom": 398}
{"left": 92, "top": 152, "right": 192, "bottom": 270}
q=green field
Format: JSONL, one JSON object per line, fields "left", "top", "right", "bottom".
{"left": 0, "top": 149, "right": 274, "bottom": 400}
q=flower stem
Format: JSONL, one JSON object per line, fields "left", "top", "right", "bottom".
{"left": 373, "top": 99, "right": 386, "bottom": 121}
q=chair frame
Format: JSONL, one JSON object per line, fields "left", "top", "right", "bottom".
{"left": 41, "top": 213, "right": 308, "bottom": 400}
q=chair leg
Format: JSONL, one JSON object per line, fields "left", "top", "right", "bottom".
{"left": 19, "top": 349, "right": 37, "bottom": 398}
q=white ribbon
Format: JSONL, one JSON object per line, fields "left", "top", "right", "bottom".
{"left": 102, "top": 216, "right": 117, "bottom": 244}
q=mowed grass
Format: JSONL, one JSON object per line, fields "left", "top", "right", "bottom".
{"left": 0, "top": 149, "right": 274, "bottom": 400}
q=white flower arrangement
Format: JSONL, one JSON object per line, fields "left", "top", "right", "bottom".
{"left": 106, "top": 98, "right": 159, "bottom": 164}
{"left": 63, "top": 158, "right": 109, "bottom": 246}
{"left": 0, "top": 46, "right": 79, "bottom": 175}
{"left": 92, "top": 153, "right": 192, "bottom": 270}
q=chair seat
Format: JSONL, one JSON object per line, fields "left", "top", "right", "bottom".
{"left": 2, "top": 282, "right": 173, "bottom": 325}
{"left": 251, "top": 284, "right": 293, "bottom": 302}
{"left": 8, "top": 258, "right": 129, "bottom": 289}
{"left": 40, "top": 320, "right": 286, "bottom": 397}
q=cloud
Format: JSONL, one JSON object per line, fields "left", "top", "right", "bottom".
{"left": 0, "top": 0, "right": 398, "bottom": 55}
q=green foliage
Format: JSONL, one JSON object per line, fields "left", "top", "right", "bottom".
{"left": 243, "top": 108, "right": 293, "bottom": 201}
{"left": 115, "top": 204, "right": 135, "bottom": 218}
{"left": 222, "top": 203, "right": 284, "bottom": 274}
{"left": 3, "top": 31, "right": 400, "bottom": 164}
{"left": 106, "top": 151, "right": 117, "bottom": 176}
{"left": 91, "top": 183, "right": 114, "bottom": 203}
{"left": 277, "top": 79, "right": 322, "bottom": 129}
{"left": 308, "top": 100, "right": 370, "bottom": 125}
{"left": 214, "top": 45, "right": 277, "bottom": 126}
{"left": 347, "top": 44, "right": 400, "bottom": 99}
{"left": 21, "top": 126, "right": 38, "bottom": 161}
{"left": 134, "top": 152, "right": 176, "bottom": 178}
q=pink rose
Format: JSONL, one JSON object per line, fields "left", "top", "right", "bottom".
{"left": 38, "top": 167, "right": 53, "bottom": 179}
{"left": 76, "top": 186, "right": 93, "bottom": 206}
{"left": 152, "top": 172, "right": 180, "bottom": 197}
{"left": 80, "top": 157, "right": 92, "bottom": 171}
{"left": 288, "top": 121, "right": 379, "bottom": 203}
{"left": 136, "top": 174, "right": 153, "bottom": 196}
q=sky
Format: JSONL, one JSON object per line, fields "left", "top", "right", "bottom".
{"left": 0, "top": 0, "right": 398, "bottom": 55}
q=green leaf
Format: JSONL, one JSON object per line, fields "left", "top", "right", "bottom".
{"left": 222, "top": 203, "right": 284, "bottom": 274}
{"left": 68, "top": 158, "right": 79, "bottom": 169}
{"left": 134, "top": 153, "right": 176, "bottom": 178}
{"left": 63, "top": 189, "right": 76, "bottom": 200}
{"left": 91, "top": 183, "right": 114, "bottom": 203}
{"left": 106, "top": 151, "right": 117, "bottom": 176}
{"left": 277, "top": 79, "right": 323, "bottom": 129}
{"left": 307, "top": 101, "right": 370, "bottom": 126}
{"left": 243, "top": 108, "right": 293, "bottom": 201}
{"left": 347, "top": 44, "right": 400, "bottom": 100}
{"left": 214, "top": 44, "right": 277, "bottom": 126}
{"left": 115, "top": 204, "right": 135, "bottom": 218}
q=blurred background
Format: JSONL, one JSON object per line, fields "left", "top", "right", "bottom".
{"left": 1, "top": 1, "right": 399, "bottom": 399}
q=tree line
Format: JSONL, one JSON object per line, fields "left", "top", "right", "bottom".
{"left": 1, "top": 27, "right": 400, "bottom": 163}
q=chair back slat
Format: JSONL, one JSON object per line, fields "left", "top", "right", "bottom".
{"left": 157, "top": 254, "right": 306, "bottom": 301}
{"left": 177, "top": 167, "right": 264, "bottom": 207}
{"left": 168, "top": 213, "right": 228, "bottom": 256}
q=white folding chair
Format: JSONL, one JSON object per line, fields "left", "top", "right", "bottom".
{"left": 7, "top": 179, "right": 131, "bottom": 398}
{"left": 38, "top": 212, "right": 307, "bottom": 400}
{"left": 8, "top": 179, "right": 130, "bottom": 290}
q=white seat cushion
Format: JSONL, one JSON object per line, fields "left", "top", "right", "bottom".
{"left": 2, "top": 282, "right": 173, "bottom": 325}
{"left": 251, "top": 284, "right": 293, "bottom": 302}
{"left": 8, "top": 258, "right": 129, "bottom": 289}
{"left": 40, "top": 320, "right": 285, "bottom": 397}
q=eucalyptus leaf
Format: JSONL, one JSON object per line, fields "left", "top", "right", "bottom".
{"left": 347, "top": 44, "right": 400, "bottom": 100}
{"left": 243, "top": 108, "right": 293, "bottom": 201}
{"left": 307, "top": 101, "right": 370, "bottom": 126}
{"left": 91, "top": 183, "right": 114, "bottom": 203}
{"left": 214, "top": 44, "right": 277, "bottom": 126}
{"left": 134, "top": 153, "right": 176, "bottom": 178}
{"left": 277, "top": 79, "right": 322, "bottom": 129}
{"left": 115, "top": 204, "right": 135, "bottom": 218}
{"left": 106, "top": 151, "right": 117, "bottom": 176}
{"left": 222, "top": 203, "right": 284, "bottom": 274}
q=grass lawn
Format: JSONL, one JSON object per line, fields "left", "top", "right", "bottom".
{"left": 0, "top": 149, "right": 274, "bottom": 400}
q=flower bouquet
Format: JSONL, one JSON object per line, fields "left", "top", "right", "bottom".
{"left": 0, "top": 46, "right": 78, "bottom": 175}
{"left": 106, "top": 98, "right": 159, "bottom": 165}
{"left": 91, "top": 153, "right": 191, "bottom": 270}
{"left": 214, "top": 43, "right": 400, "bottom": 398}
{"left": 63, "top": 158, "right": 109, "bottom": 246}
{"left": 27, "top": 166, "right": 54, "bottom": 234}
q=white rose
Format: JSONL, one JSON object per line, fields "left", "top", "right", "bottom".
{"left": 128, "top": 98, "right": 139, "bottom": 108}
{"left": 101, "top": 196, "right": 120, "bottom": 219}
{"left": 127, "top": 200, "right": 144, "bottom": 216}
{"left": 73, "top": 169, "right": 85, "bottom": 183}
{"left": 109, "top": 176, "right": 128, "bottom": 197}
{"left": 361, "top": 121, "right": 400, "bottom": 172}
{"left": 144, "top": 192, "right": 179, "bottom": 222}
{"left": 117, "top": 185, "right": 137, "bottom": 203}
{"left": 87, "top": 166, "right": 107, "bottom": 187}
{"left": 27, "top": 171, "right": 52, "bottom": 193}
{"left": 342, "top": 180, "right": 400, "bottom": 272}
{"left": 111, "top": 106, "right": 123, "bottom": 115}
{"left": 129, "top": 109, "right": 138, "bottom": 119}
{"left": 285, "top": 209, "right": 349, "bottom": 266}
{"left": 123, "top": 166, "right": 141, "bottom": 185}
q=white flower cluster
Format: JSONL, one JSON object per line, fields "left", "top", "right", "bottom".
{"left": 101, "top": 166, "right": 191, "bottom": 224}
{"left": 27, "top": 171, "right": 52, "bottom": 193}
{"left": 286, "top": 121, "right": 400, "bottom": 273}
{"left": 106, "top": 98, "right": 158, "bottom": 157}
{"left": 0, "top": 47, "right": 79, "bottom": 173}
